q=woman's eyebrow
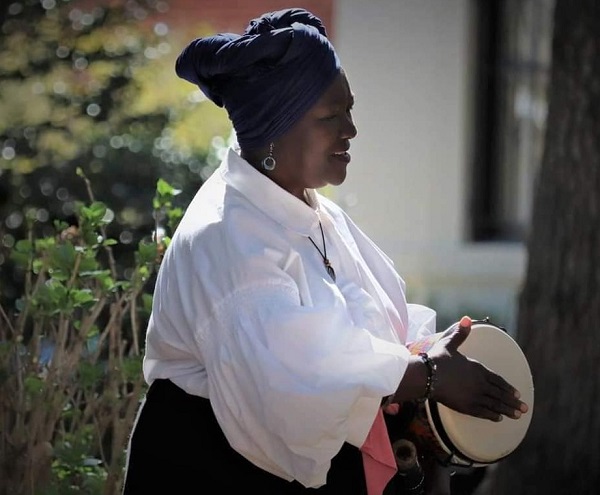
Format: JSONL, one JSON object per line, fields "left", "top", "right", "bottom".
{"left": 324, "top": 95, "right": 355, "bottom": 109}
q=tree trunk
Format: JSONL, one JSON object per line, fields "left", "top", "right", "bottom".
{"left": 489, "top": 0, "right": 600, "bottom": 493}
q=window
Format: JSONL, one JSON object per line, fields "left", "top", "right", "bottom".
{"left": 470, "top": 0, "right": 555, "bottom": 241}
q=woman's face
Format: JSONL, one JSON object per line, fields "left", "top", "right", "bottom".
{"left": 269, "top": 70, "right": 357, "bottom": 201}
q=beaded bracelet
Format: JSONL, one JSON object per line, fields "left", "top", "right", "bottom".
{"left": 417, "top": 352, "right": 437, "bottom": 402}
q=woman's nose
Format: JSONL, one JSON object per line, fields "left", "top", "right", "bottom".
{"left": 343, "top": 114, "right": 358, "bottom": 139}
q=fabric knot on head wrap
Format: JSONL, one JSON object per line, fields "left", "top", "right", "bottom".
{"left": 175, "top": 8, "right": 341, "bottom": 150}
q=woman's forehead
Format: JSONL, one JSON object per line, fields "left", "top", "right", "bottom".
{"left": 316, "top": 72, "right": 354, "bottom": 107}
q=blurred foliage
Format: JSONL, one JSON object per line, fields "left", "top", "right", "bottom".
{"left": 0, "top": 173, "right": 184, "bottom": 495}
{"left": 0, "top": 1, "right": 234, "bottom": 493}
{"left": 0, "top": 0, "right": 232, "bottom": 305}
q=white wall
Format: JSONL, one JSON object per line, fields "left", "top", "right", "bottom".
{"left": 333, "top": 0, "right": 527, "bottom": 330}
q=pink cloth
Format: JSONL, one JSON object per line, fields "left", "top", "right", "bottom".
{"left": 360, "top": 408, "right": 397, "bottom": 495}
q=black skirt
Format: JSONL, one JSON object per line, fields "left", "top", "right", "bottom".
{"left": 122, "top": 379, "right": 369, "bottom": 494}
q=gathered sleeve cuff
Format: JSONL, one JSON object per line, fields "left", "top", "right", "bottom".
{"left": 406, "top": 303, "right": 437, "bottom": 343}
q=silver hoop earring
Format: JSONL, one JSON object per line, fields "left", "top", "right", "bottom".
{"left": 261, "top": 143, "right": 276, "bottom": 171}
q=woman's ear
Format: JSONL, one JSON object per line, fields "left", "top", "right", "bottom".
{"left": 240, "top": 146, "right": 267, "bottom": 170}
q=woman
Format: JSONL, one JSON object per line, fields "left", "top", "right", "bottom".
{"left": 122, "top": 8, "right": 528, "bottom": 495}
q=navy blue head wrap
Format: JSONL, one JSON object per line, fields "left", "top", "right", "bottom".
{"left": 175, "top": 8, "right": 341, "bottom": 150}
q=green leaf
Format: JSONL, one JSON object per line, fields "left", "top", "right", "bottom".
{"left": 32, "top": 259, "right": 45, "bottom": 274}
{"left": 136, "top": 265, "right": 150, "bottom": 283}
{"left": 85, "top": 325, "right": 100, "bottom": 339}
{"left": 156, "top": 178, "right": 174, "bottom": 196}
{"left": 54, "top": 219, "right": 70, "bottom": 231}
{"left": 79, "top": 202, "right": 108, "bottom": 224}
{"left": 50, "top": 242, "right": 77, "bottom": 271}
{"left": 136, "top": 241, "right": 157, "bottom": 265}
{"left": 78, "top": 255, "right": 101, "bottom": 274}
{"left": 142, "top": 293, "right": 153, "bottom": 312}
{"left": 24, "top": 375, "right": 45, "bottom": 397}
{"left": 69, "top": 289, "right": 96, "bottom": 308}
{"left": 14, "top": 239, "right": 33, "bottom": 253}
{"left": 35, "top": 237, "right": 56, "bottom": 251}
{"left": 32, "top": 279, "right": 69, "bottom": 314}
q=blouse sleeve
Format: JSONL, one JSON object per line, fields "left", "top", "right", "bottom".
{"left": 197, "top": 275, "right": 410, "bottom": 488}
{"left": 406, "top": 303, "right": 437, "bottom": 343}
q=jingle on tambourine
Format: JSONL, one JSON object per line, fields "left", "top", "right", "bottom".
{"left": 404, "top": 319, "right": 535, "bottom": 467}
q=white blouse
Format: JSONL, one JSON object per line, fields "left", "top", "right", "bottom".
{"left": 143, "top": 148, "right": 436, "bottom": 488}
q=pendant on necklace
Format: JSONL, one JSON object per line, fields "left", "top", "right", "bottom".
{"left": 324, "top": 259, "right": 336, "bottom": 282}
{"left": 308, "top": 221, "right": 337, "bottom": 283}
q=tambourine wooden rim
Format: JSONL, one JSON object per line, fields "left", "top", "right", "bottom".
{"left": 424, "top": 319, "right": 534, "bottom": 467}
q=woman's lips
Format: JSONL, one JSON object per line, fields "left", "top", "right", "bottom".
{"left": 331, "top": 151, "right": 351, "bottom": 163}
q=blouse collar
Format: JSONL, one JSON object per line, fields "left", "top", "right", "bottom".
{"left": 220, "top": 147, "right": 322, "bottom": 237}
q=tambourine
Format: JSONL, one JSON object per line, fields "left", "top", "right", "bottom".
{"left": 402, "top": 319, "right": 534, "bottom": 468}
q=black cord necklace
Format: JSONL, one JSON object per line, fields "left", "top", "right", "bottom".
{"left": 308, "top": 221, "right": 336, "bottom": 282}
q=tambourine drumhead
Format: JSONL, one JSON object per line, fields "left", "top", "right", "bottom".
{"left": 425, "top": 322, "right": 534, "bottom": 466}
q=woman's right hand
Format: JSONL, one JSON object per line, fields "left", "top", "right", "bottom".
{"left": 426, "top": 316, "right": 529, "bottom": 422}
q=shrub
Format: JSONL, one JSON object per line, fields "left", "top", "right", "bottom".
{"left": 0, "top": 173, "right": 182, "bottom": 495}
